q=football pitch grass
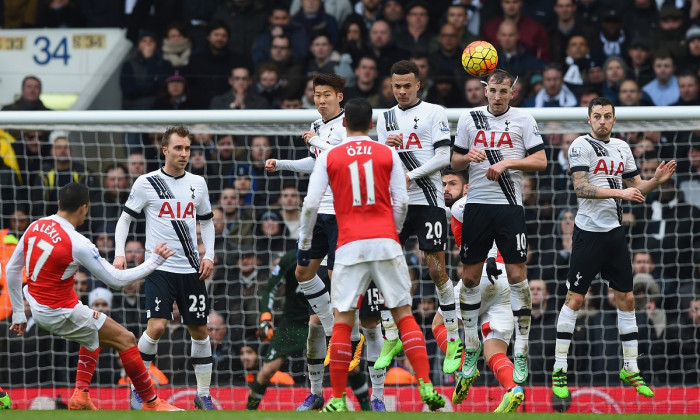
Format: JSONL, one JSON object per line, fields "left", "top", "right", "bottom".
{"left": 2, "top": 412, "right": 689, "bottom": 420}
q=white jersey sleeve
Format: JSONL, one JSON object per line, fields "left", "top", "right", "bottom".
{"left": 124, "top": 175, "right": 148, "bottom": 214}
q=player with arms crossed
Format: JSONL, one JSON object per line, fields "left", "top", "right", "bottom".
{"left": 298, "top": 98, "right": 445, "bottom": 412}
{"left": 551, "top": 97, "right": 676, "bottom": 404}
{"left": 374, "top": 60, "right": 463, "bottom": 375}
{"left": 265, "top": 74, "right": 371, "bottom": 411}
{"left": 451, "top": 69, "right": 547, "bottom": 394}
{"left": 4, "top": 183, "right": 181, "bottom": 411}
{"left": 113, "top": 126, "right": 217, "bottom": 410}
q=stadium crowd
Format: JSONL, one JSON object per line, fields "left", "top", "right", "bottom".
{"left": 0, "top": 0, "right": 699, "bottom": 398}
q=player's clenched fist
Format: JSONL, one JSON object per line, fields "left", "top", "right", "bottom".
{"left": 265, "top": 159, "right": 278, "bottom": 172}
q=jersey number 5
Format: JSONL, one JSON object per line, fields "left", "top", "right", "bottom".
{"left": 25, "top": 237, "right": 55, "bottom": 281}
{"left": 348, "top": 160, "right": 375, "bottom": 206}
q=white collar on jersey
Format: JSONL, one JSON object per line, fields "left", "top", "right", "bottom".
{"left": 160, "top": 168, "right": 187, "bottom": 179}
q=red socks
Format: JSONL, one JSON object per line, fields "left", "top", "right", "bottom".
{"left": 120, "top": 345, "right": 156, "bottom": 402}
{"left": 75, "top": 346, "right": 101, "bottom": 390}
{"left": 432, "top": 324, "right": 465, "bottom": 370}
{"left": 488, "top": 352, "right": 516, "bottom": 390}
{"left": 329, "top": 322, "right": 353, "bottom": 398}
{"left": 397, "top": 315, "right": 431, "bottom": 383}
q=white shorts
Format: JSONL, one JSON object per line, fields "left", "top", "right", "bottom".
{"left": 27, "top": 290, "right": 107, "bottom": 351}
{"left": 442, "top": 262, "right": 514, "bottom": 344}
{"left": 331, "top": 255, "right": 412, "bottom": 312}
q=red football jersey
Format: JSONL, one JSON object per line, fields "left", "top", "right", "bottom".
{"left": 325, "top": 139, "right": 399, "bottom": 248}
{"left": 24, "top": 218, "right": 79, "bottom": 308}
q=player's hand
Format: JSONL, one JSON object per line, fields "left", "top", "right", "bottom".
{"left": 486, "top": 160, "right": 508, "bottom": 181}
{"left": 199, "top": 258, "right": 214, "bottom": 280}
{"left": 10, "top": 323, "right": 27, "bottom": 336}
{"left": 297, "top": 248, "right": 311, "bottom": 266}
{"left": 302, "top": 131, "right": 316, "bottom": 144}
{"left": 485, "top": 257, "right": 501, "bottom": 284}
{"left": 265, "top": 159, "right": 278, "bottom": 172}
{"left": 257, "top": 312, "right": 275, "bottom": 342}
{"left": 467, "top": 148, "right": 486, "bottom": 163}
{"left": 113, "top": 256, "right": 127, "bottom": 270}
{"left": 653, "top": 160, "right": 677, "bottom": 185}
{"left": 385, "top": 134, "right": 403, "bottom": 148}
{"left": 619, "top": 188, "right": 645, "bottom": 203}
{"left": 153, "top": 242, "right": 176, "bottom": 260}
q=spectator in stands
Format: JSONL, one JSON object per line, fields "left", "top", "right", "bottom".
{"left": 242, "top": 135, "right": 281, "bottom": 208}
{"left": 252, "top": 5, "right": 309, "bottom": 67}
{"left": 232, "top": 165, "right": 254, "bottom": 206}
{"left": 380, "top": 0, "right": 406, "bottom": 36}
{"left": 32, "top": 131, "right": 98, "bottom": 218}
{"left": 3, "top": 130, "right": 50, "bottom": 216}
{"left": 206, "top": 310, "right": 238, "bottom": 385}
{"left": 254, "top": 210, "right": 295, "bottom": 264}
{"left": 151, "top": 71, "right": 196, "bottom": 110}
{"left": 683, "top": 26, "right": 700, "bottom": 74}
{"left": 649, "top": 5, "right": 687, "bottom": 66}
{"left": 161, "top": 21, "right": 192, "bottom": 69}
{"left": 342, "top": 56, "right": 380, "bottom": 106}
{"left": 623, "top": 0, "right": 660, "bottom": 42}
{"left": 301, "top": 77, "right": 316, "bottom": 108}
{"left": 525, "top": 63, "right": 577, "bottom": 107}
{"left": 482, "top": 0, "right": 551, "bottom": 61}
{"left": 210, "top": 66, "right": 268, "bottom": 110}
{"left": 602, "top": 56, "right": 629, "bottom": 104}
{"left": 672, "top": 71, "right": 700, "bottom": 106}
{"left": 276, "top": 182, "right": 301, "bottom": 240}
{"left": 438, "top": 4, "right": 477, "bottom": 53}
{"left": 539, "top": 208, "right": 575, "bottom": 302}
{"left": 279, "top": 93, "right": 303, "bottom": 109}
{"left": 191, "top": 124, "right": 217, "bottom": 160}
{"left": 306, "top": 31, "right": 342, "bottom": 76}
{"left": 463, "top": 77, "right": 487, "bottom": 107}
{"left": 352, "top": 0, "right": 383, "bottom": 31}
{"left": 625, "top": 37, "right": 655, "bottom": 88}
{"left": 367, "top": 19, "right": 409, "bottom": 78}
{"left": 527, "top": 279, "right": 557, "bottom": 385}
{"left": 209, "top": 207, "right": 228, "bottom": 254}
{"left": 426, "top": 69, "right": 463, "bottom": 108}
{"left": 8, "top": 206, "right": 30, "bottom": 237}
{"left": 189, "top": 146, "right": 220, "bottom": 194}
{"left": 261, "top": 34, "right": 305, "bottom": 96}
{"left": 2, "top": 76, "right": 51, "bottom": 111}
{"left": 254, "top": 64, "right": 284, "bottom": 109}
{"left": 672, "top": 297, "right": 700, "bottom": 384}
{"left": 90, "top": 164, "right": 131, "bottom": 234}
{"left": 211, "top": 0, "right": 268, "bottom": 56}
{"left": 410, "top": 53, "right": 433, "bottom": 100}
{"left": 595, "top": 9, "right": 628, "bottom": 60}
{"left": 679, "top": 144, "right": 700, "bottom": 210}
{"left": 336, "top": 16, "right": 369, "bottom": 86}
{"left": 395, "top": 0, "right": 433, "bottom": 56}
{"left": 218, "top": 187, "right": 255, "bottom": 250}
{"left": 494, "top": 20, "right": 543, "bottom": 80}
{"left": 642, "top": 52, "right": 680, "bottom": 106}
{"left": 377, "top": 75, "right": 398, "bottom": 107}
{"left": 292, "top": 0, "right": 340, "bottom": 48}
{"left": 127, "top": 151, "right": 147, "bottom": 181}
{"left": 37, "top": 0, "right": 84, "bottom": 28}
{"left": 578, "top": 86, "right": 602, "bottom": 107}
{"left": 547, "top": 0, "right": 596, "bottom": 65}
{"left": 561, "top": 35, "right": 599, "bottom": 98}
{"left": 184, "top": 21, "right": 252, "bottom": 109}
{"left": 73, "top": 269, "right": 91, "bottom": 306}
{"left": 120, "top": 31, "right": 173, "bottom": 111}
{"left": 618, "top": 78, "right": 654, "bottom": 106}
{"left": 93, "top": 222, "right": 116, "bottom": 261}
{"left": 429, "top": 23, "right": 465, "bottom": 79}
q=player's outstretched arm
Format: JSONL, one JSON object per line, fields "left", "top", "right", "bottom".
{"left": 623, "top": 160, "right": 677, "bottom": 196}
{"left": 78, "top": 240, "right": 175, "bottom": 288}
{"left": 572, "top": 171, "right": 644, "bottom": 202}
{"left": 406, "top": 145, "right": 450, "bottom": 181}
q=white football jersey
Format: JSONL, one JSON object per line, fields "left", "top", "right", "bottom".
{"left": 454, "top": 106, "right": 544, "bottom": 205}
{"left": 376, "top": 100, "right": 451, "bottom": 207}
{"left": 125, "top": 169, "right": 213, "bottom": 274}
{"left": 310, "top": 110, "right": 347, "bottom": 214}
{"left": 568, "top": 135, "right": 638, "bottom": 232}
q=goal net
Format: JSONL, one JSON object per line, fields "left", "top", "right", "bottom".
{"left": 0, "top": 107, "right": 698, "bottom": 413}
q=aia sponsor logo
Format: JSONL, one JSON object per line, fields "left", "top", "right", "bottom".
{"left": 473, "top": 131, "right": 513, "bottom": 148}
{"left": 158, "top": 201, "right": 195, "bottom": 218}
{"left": 593, "top": 160, "right": 624, "bottom": 176}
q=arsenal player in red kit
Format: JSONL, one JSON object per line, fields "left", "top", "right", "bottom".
{"left": 4, "top": 183, "right": 182, "bottom": 411}
{"left": 297, "top": 98, "right": 446, "bottom": 412}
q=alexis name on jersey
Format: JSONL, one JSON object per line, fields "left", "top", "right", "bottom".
{"left": 31, "top": 221, "right": 63, "bottom": 244}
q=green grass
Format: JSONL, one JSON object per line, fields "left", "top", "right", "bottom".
{"left": 0, "top": 412, "right": 691, "bottom": 420}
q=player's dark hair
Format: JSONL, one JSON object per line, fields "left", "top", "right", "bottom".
{"left": 162, "top": 125, "right": 192, "bottom": 147}
{"left": 58, "top": 182, "right": 90, "bottom": 212}
{"left": 344, "top": 98, "right": 373, "bottom": 132}
{"left": 390, "top": 60, "right": 420, "bottom": 79}
{"left": 313, "top": 73, "right": 346, "bottom": 93}
{"left": 587, "top": 96, "right": 615, "bottom": 116}
{"left": 442, "top": 167, "right": 468, "bottom": 183}
{"left": 486, "top": 69, "right": 515, "bottom": 88}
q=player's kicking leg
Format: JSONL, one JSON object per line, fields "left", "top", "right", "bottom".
{"left": 69, "top": 346, "right": 101, "bottom": 410}
{"left": 297, "top": 316, "right": 327, "bottom": 411}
